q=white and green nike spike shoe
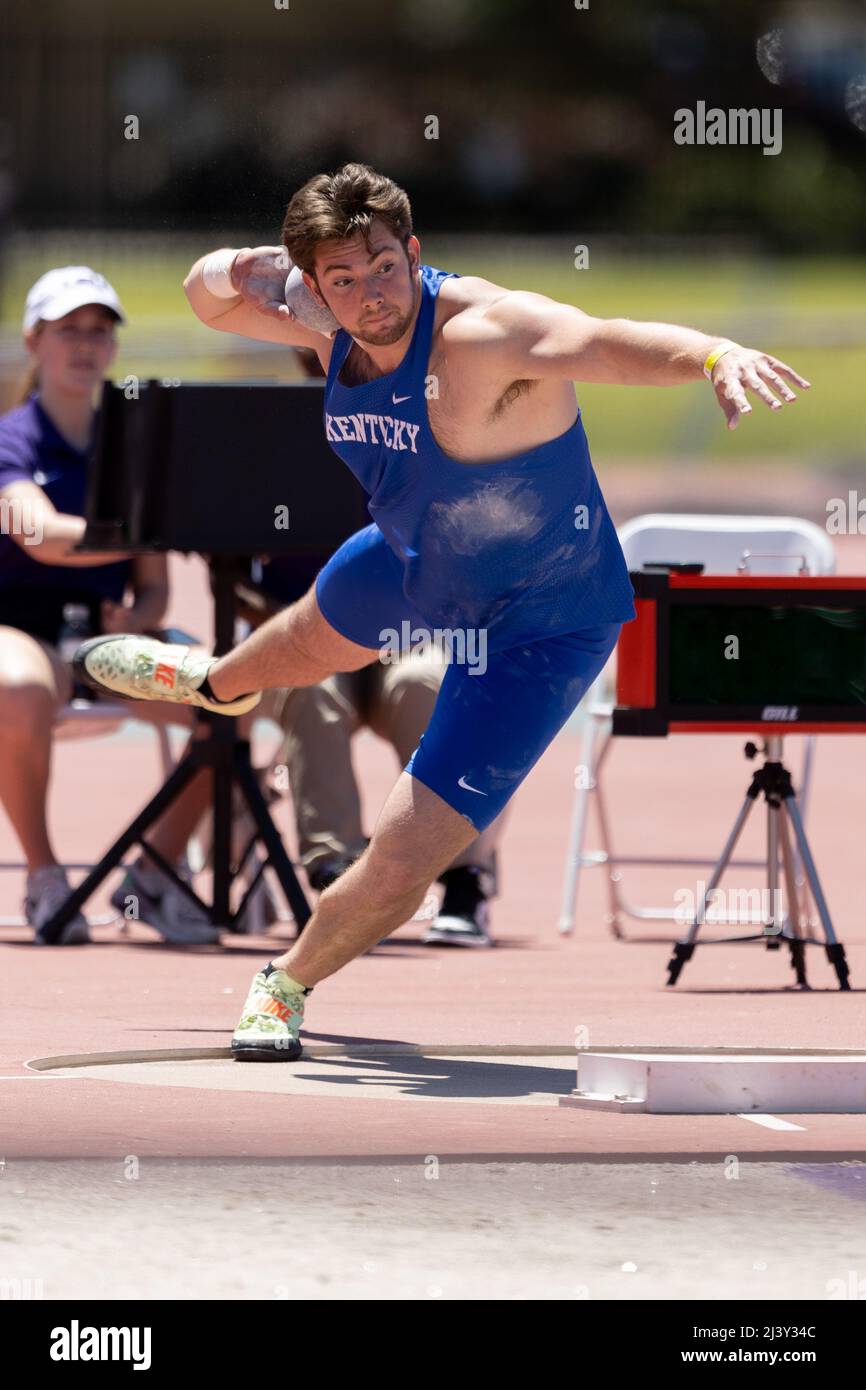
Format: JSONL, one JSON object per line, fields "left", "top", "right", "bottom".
{"left": 73, "top": 635, "right": 261, "bottom": 717}
{"left": 231, "top": 962, "right": 311, "bottom": 1062}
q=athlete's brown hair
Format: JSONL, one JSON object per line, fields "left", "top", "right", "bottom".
{"left": 281, "top": 163, "right": 413, "bottom": 276}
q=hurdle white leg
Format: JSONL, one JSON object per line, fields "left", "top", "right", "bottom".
{"left": 792, "top": 735, "right": 816, "bottom": 925}
{"left": 556, "top": 704, "right": 610, "bottom": 935}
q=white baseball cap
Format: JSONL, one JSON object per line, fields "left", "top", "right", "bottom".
{"left": 22, "top": 265, "right": 127, "bottom": 333}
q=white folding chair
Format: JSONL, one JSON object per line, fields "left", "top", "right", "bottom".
{"left": 0, "top": 698, "right": 176, "bottom": 928}
{"left": 556, "top": 514, "right": 836, "bottom": 936}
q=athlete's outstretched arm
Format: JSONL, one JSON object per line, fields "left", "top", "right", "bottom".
{"left": 472, "top": 291, "right": 810, "bottom": 430}
{"left": 183, "top": 246, "right": 331, "bottom": 353}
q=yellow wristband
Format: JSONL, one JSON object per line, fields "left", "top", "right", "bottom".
{"left": 703, "top": 340, "right": 737, "bottom": 381}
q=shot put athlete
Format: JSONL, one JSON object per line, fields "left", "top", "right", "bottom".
{"left": 75, "top": 164, "right": 809, "bottom": 1059}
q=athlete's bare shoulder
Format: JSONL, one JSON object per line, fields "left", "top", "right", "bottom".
{"left": 436, "top": 274, "right": 509, "bottom": 320}
{"left": 438, "top": 276, "right": 572, "bottom": 366}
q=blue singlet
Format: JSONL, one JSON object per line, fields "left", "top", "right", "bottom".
{"left": 315, "top": 263, "right": 635, "bottom": 830}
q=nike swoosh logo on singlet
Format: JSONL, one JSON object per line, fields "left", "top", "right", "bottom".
{"left": 392, "top": 393, "right": 411, "bottom": 404}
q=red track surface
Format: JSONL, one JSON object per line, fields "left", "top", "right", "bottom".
{"left": 2, "top": 542, "right": 865, "bottom": 1162}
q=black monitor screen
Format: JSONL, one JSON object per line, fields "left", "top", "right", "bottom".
{"left": 86, "top": 381, "right": 370, "bottom": 555}
{"left": 669, "top": 604, "right": 866, "bottom": 707}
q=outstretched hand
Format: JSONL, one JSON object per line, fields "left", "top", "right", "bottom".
{"left": 711, "top": 346, "right": 810, "bottom": 430}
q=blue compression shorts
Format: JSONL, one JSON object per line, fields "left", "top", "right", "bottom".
{"left": 315, "top": 525, "right": 622, "bottom": 832}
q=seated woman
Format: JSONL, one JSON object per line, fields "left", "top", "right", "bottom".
{"left": 0, "top": 266, "right": 216, "bottom": 944}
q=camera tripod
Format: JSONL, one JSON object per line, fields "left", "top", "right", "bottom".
{"left": 667, "top": 736, "right": 850, "bottom": 990}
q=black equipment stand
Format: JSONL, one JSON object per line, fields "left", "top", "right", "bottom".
{"left": 667, "top": 736, "right": 850, "bottom": 991}
{"left": 38, "top": 379, "right": 371, "bottom": 944}
{"left": 39, "top": 557, "right": 312, "bottom": 941}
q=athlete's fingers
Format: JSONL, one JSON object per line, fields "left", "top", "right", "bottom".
{"left": 256, "top": 300, "right": 296, "bottom": 322}
{"left": 718, "top": 378, "right": 752, "bottom": 429}
{"left": 766, "top": 356, "right": 811, "bottom": 390}
{"left": 715, "top": 390, "right": 740, "bottom": 430}
{"left": 756, "top": 361, "right": 797, "bottom": 402}
{"left": 744, "top": 370, "right": 783, "bottom": 410}
{"left": 232, "top": 251, "right": 292, "bottom": 309}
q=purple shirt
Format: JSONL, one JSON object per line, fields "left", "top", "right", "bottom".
{"left": 0, "top": 393, "right": 129, "bottom": 603}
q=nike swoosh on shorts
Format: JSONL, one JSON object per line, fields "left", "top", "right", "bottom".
{"left": 458, "top": 776, "right": 488, "bottom": 796}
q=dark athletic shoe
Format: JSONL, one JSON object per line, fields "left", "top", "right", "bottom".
{"left": 231, "top": 962, "right": 311, "bottom": 1062}
{"left": 423, "top": 866, "right": 494, "bottom": 948}
{"left": 27, "top": 867, "right": 90, "bottom": 945}
{"left": 307, "top": 856, "right": 358, "bottom": 892}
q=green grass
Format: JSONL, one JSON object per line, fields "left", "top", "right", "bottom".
{"left": 4, "top": 244, "right": 865, "bottom": 462}
{"left": 428, "top": 251, "right": 866, "bottom": 319}
{"left": 575, "top": 349, "right": 864, "bottom": 465}
{"left": 2, "top": 250, "right": 199, "bottom": 323}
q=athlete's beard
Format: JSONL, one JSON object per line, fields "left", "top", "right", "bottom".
{"left": 354, "top": 302, "right": 414, "bottom": 347}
